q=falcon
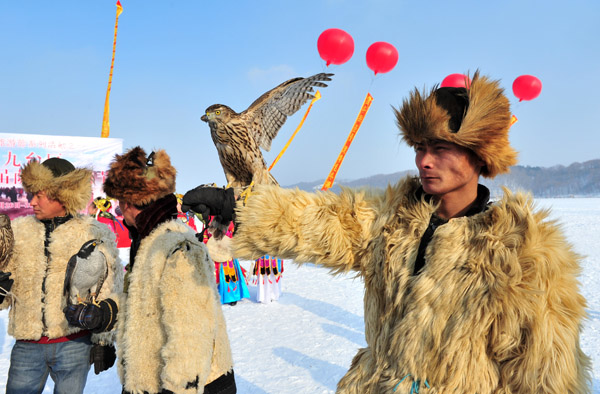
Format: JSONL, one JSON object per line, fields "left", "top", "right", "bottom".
{"left": 0, "top": 214, "right": 14, "bottom": 270}
{"left": 201, "top": 72, "right": 333, "bottom": 192}
{"left": 63, "top": 239, "right": 108, "bottom": 305}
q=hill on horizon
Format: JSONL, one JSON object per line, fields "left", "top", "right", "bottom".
{"left": 285, "top": 159, "right": 600, "bottom": 198}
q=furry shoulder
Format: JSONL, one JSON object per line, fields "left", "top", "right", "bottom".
{"left": 487, "top": 188, "right": 582, "bottom": 280}
{"left": 142, "top": 219, "right": 206, "bottom": 259}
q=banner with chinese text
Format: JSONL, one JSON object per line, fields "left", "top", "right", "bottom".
{"left": 0, "top": 133, "right": 123, "bottom": 219}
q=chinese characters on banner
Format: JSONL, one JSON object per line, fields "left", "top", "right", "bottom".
{"left": 0, "top": 133, "right": 123, "bottom": 219}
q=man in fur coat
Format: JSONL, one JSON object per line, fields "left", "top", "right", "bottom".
{"left": 103, "top": 147, "right": 236, "bottom": 394}
{"left": 0, "top": 158, "right": 122, "bottom": 393}
{"left": 183, "top": 72, "right": 591, "bottom": 393}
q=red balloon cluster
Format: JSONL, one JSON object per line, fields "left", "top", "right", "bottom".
{"left": 512, "top": 75, "right": 542, "bottom": 101}
{"left": 440, "top": 73, "right": 471, "bottom": 88}
{"left": 366, "top": 42, "right": 398, "bottom": 75}
{"left": 317, "top": 28, "right": 354, "bottom": 66}
{"left": 317, "top": 29, "right": 398, "bottom": 75}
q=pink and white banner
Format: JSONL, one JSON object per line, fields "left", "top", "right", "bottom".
{"left": 0, "top": 132, "right": 123, "bottom": 219}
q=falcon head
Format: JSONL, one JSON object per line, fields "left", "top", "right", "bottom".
{"left": 0, "top": 214, "right": 11, "bottom": 229}
{"left": 77, "top": 239, "right": 104, "bottom": 259}
{"left": 201, "top": 104, "right": 236, "bottom": 130}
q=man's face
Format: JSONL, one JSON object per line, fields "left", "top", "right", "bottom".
{"left": 118, "top": 200, "right": 137, "bottom": 227}
{"left": 30, "top": 191, "right": 67, "bottom": 220}
{"left": 415, "top": 140, "right": 484, "bottom": 197}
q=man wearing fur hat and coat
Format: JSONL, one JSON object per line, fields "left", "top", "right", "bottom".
{"left": 183, "top": 72, "right": 591, "bottom": 393}
{"left": 0, "top": 158, "right": 122, "bottom": 393}
{"left": 103, "top": 147, "right": 236, "bottom": 394}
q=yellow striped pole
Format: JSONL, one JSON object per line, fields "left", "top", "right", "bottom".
{"left": 101, "top": 1, "right": 123, "bottom": 138}
{"left": 321, "top": 93, "right": 373, "bottom": 191}
{"left": 268, "top": 90, "right": 322, "bottom": 171}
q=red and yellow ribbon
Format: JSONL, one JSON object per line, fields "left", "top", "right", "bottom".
{"left": 268, "top": 90, "right": 322, "bottom": 171}
{"left": 510, "top": 114, "right": 518, "bottom": 127}
{"left": 321, "top": 92, "right": 373, "bottom": 191}
{"left": 101, "top": 1, "right": 123, "bottom": 138}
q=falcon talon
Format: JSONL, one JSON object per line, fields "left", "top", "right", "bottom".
{"left": 91, "top": 296, "right": 101, "bottom": 307}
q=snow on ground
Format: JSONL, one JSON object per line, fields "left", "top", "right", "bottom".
{"left": 0, "top": 198, "right": 597, "bottom": 393}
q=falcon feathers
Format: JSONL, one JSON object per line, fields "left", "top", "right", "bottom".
{"left": 63, "top": 239, "right": 108, "bottom": 305}
{"left": 0, "top": 214, "right": 14, "bottom": 270}
{"left": 201, "top": 72, "right": 333, "bottom": 192}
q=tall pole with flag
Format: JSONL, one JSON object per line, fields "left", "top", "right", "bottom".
{"left": 101, "top": 1, "right": 123, "bottom": 138}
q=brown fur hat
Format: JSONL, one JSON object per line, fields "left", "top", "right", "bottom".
{"left": 20, "top": 158, "right": 92, "bottom": 215}
{"left": 394, "top": 71, "right": 518, "bottom": 178}
{"left": 103, "top": 146, "right": 176, "bottom": 206}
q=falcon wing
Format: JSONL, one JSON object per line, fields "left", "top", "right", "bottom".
{"left": 63, "top": 253, "right": 78, "bottom": 302}
{"left": 90, "top": 253, "right": 108, "bottom": 303}
{"left": 243, "top": 72, "right": 333, "bottom": 151}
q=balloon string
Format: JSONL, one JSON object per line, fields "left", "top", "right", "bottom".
{"left": 321, "top": 92, "right": 374, "bottom": 191}
{"left": 268, "top": 90, "right": 322, "bottom": 172}
{"left": 369, "top": 74, "right": 376, "bottom": 90}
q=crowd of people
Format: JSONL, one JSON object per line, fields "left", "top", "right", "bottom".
{"left": 0, "top": 71, "right": 592, "bottom": 393}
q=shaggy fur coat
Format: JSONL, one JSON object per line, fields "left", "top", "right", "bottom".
{"left": 117, "top": 219, "right": 234, "bottom": 394}
{"left": 233, "top": 177, "right": 591, "bottom": 393}
{"left": 0, "top": 215, "right": 121, "bottom": 345}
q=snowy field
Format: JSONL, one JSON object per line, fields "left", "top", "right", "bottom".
{"left": 0, "top": 197, "right": 598, "bottom": 393}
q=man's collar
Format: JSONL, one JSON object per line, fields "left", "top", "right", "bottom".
{"left": 40, "top": 214, "right": 73, "bottom": 232}
{"left": 416, "top": 184, "right": 490, "bottom": 218}
{"left": 40, "top": 214, "right": 73, "bottom": 226}
{"left": 133, "top": 194, "right": 178, "bottom": 239}
{"left": 464, "top": 184, "right": 490, "bottom": 217}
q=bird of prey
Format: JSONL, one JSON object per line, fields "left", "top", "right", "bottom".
{"left": 201, "top": 72, "right": 333, "bottom": 193}
{"left": 0, "top": 214, "right": 14, "bottom": 270}
{"left": 63, "top": 239, "right": 108, "bottom": 305}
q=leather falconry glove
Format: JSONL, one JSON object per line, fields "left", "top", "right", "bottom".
{"left": 182, "top": 185, "right": 236, "bottom": 225}
{"left": 0, "top": 271, "right": 13, "bottom": 304}
{"left": 90, "top": 343, "right": 117, "bottom": 374}
{"left": 64, "top": 298, "right": 118, "bottom": 333}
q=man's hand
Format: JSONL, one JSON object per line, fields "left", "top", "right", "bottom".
{"left": 64, "top": 298, "right": 118, "bottom": 333}
{"left": 182, "top": 185, "right": 236, "bottom": 225}
{"left": 89, "top": 344, "right": 116, "bottom": 374}
{"left": 0, "top": 271, "right": 14, "bottom": 303}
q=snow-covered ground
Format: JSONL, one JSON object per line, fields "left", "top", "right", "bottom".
{"left": 0, "top": 198, "right": 598, "bottom": 393}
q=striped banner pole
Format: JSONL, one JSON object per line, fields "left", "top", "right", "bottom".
{"left": 101, "top": 1, "right": 123, "bottom": 138}
{"left": 321, "top": 92, "right": 373, "bottom": 191}
{"left": 268, "top": 90, "right": 322, "bottom": 171}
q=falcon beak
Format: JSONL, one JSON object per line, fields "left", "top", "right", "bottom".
{"left": 201, "top": 114, "right": 208, "bottom": 122}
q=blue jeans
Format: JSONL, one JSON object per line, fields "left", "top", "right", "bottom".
{"left": 6, "top": 335, "right": 92, "bottom": 394}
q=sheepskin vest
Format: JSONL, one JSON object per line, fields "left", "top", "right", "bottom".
{"left": 234, "top": 177, "right": 591, "bottom": 393}
{"left": 117, "top": 219, "right": 234, "bottom": 394}
{"left": 1, "top": 215, "right": 121, "bottom": 344}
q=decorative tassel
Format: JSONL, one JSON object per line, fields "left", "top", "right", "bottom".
{"left": 393, "top": 374, "right": 429, "bottom": 393}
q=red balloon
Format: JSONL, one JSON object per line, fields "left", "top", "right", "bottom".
{"left": 512, "top": 75, "right": 542, "bottom": 102}
{"left": 317, "top": 28, "right": 354, "bottom": 66}
{"left": 365, "top": 42, "right": 398, "bottom": 75}
{"left": 440, "top": 74, "right": 471, "bottom": 88}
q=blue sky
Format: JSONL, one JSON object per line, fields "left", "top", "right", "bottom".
{"left": 1, "top": 0, "right": 599, "bottom": 193}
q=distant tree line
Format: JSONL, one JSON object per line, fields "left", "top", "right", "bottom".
{"left": 287, "top": 159, "right": 600, "bottom": 198}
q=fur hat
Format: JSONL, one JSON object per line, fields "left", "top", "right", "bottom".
{"left": 20, "top": 158, "right": 92, "bottom": 215}
{"left": 394, "top": 71, "right": 518, "bottom": 178}
{"left": 103, "top": 146, "right": 176, "bottom": 206}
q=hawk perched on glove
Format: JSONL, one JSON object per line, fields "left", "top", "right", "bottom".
{"left": 201, "top": 72, "right": 333, "bottom": 192}
{"left": 63, "top": 239, "right": 108, "bottom": 305}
